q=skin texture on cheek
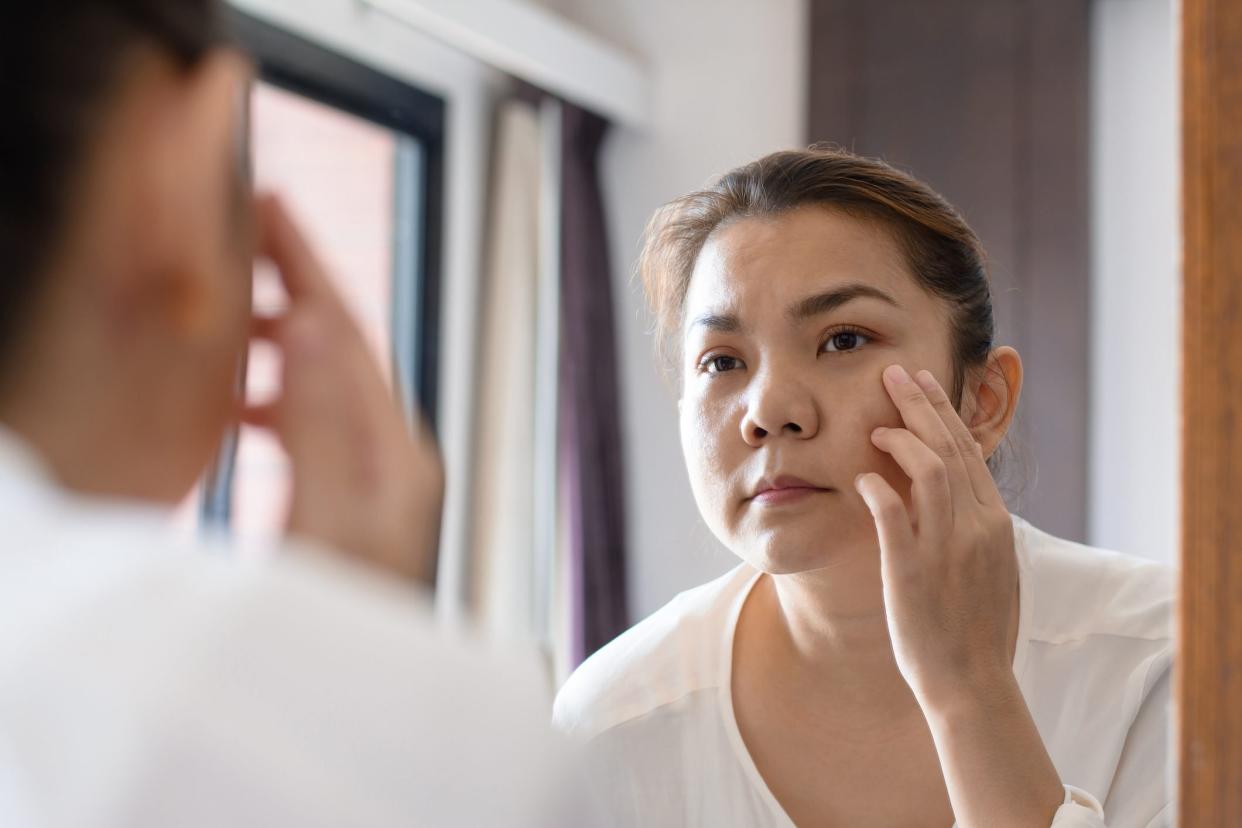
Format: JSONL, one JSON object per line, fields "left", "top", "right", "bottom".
{"left": 679, "top": 392, "right": 739, "bottom": 544}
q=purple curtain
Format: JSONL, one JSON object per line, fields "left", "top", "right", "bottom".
{"left": 558, "top": 101, "right": 628, "bottom": 664}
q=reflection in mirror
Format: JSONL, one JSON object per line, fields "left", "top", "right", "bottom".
{"left": 0, "top": 0, "right": 1200, "bottom": 821}
{"left": 541, "top": 2, "right": 1177, "bottom": 826}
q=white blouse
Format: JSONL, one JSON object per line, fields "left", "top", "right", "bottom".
{"left": 0, "top": 430, "right": 574, "bottom": 827}
{"left": 554, "top": 515, "right": 1174, "bottom": 827}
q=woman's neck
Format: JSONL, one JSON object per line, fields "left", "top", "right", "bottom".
{"left": 738, "top": 546, "right": 923, "bottom": 722}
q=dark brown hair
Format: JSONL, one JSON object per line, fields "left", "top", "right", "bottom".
{"left": 0, "top": 1, "right": 227, "bottom": 376}
{"left": 638, "top": 146, "right": 995, "bottom": 407}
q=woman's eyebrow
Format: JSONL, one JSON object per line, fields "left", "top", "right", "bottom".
{"left": 689, "top": 311, "right": 743, "bottom": 334}
{"left": 787, "top": 283, "right": 900, "bottom": 322}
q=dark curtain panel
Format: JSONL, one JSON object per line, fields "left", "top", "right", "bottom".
{"left": 559, "top": 101, "right": 629, "bottom": 663}
{"left": 807, "top": 0, "right": 1091, "bottom": 542}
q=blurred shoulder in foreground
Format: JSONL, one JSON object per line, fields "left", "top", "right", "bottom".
{"left": 0, "top": 429, "right": 591, "bottom": 828}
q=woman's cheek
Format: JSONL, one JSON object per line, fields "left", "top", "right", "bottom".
{"left": 845, "top": 398, "right": 912, "bottom": 493}
{"left": 680, "top": 394, "right": 743, "bottom": 532}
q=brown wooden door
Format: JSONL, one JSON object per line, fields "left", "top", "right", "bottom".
{"left": 1180, "top": 0, "right": 1242, "bottom": 822}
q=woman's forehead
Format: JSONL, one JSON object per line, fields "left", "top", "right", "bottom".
{"left": 684, "top": 207, "right": 921, "bottom": 321}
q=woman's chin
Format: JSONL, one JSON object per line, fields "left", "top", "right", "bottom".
{"left": 733, "top": 521, "right": 877, "bottom": 575}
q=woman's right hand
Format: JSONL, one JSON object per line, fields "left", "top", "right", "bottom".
{"left": 243, "top": 194, "right": 443, "bottom": 587}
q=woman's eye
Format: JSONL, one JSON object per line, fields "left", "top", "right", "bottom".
{"left": 704, "top": 355, "right": 741, "bottom": 374}
{"left": 821, "top": 330, "right": 870, "bottom": 354}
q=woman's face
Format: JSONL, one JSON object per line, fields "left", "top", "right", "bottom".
{"left": 679, "top": 206, "right": 959, "bottom": 574}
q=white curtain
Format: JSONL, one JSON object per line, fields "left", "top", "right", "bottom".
{"left": 469, "top": 100, "right": 542, "bottom": 639}
{"left": 468, "top": 97, "right": 573, "bottom": 683}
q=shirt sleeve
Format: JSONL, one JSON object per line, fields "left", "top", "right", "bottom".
{"left": 1055, "top": 651, "right": 1174, "bottom": 828}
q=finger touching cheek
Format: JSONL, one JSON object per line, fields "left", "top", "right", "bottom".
{"left": 832, "top": 405, "right": 915, "bottom": 510}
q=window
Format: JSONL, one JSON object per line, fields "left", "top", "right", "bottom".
{"left": 177, "top": 12, "right": 445, "bottom": 544}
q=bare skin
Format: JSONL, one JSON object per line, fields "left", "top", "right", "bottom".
{"left": 0, "top": 46, "right": 440, "bottom": 584}
{"left": 679, "top": 207, "right": 1063, "bottom": 826}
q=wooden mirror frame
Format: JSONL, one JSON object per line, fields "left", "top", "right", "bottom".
{"left": 1180, "top": 0, "right": 1242, "bottom": 822}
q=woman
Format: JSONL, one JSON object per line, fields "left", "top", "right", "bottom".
{"left": 553, "top": 149, "right": 1172, "bottom": 827}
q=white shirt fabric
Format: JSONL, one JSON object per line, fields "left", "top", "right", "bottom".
{"left": 0, "top": 430, "right": 579, "bottom": 828}
{"left": 554, "top": 515, "right": 1174, "bottom": 827}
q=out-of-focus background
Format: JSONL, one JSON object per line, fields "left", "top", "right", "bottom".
{"left": 194, "top": 0, "right": 1177, "bottom": 679}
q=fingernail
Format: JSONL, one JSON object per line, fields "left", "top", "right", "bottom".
{"left": 872, "top": 426, "right": 887, "bottom": 438}
{"left": 915, "top": 370, "right": 938, "bottom": 392}
{"left": 885, "top": 364, "right": 911, "bottom": 384}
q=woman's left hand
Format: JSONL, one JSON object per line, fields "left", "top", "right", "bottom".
{"left": 854, "top": 363, "right": 1019, "bottom": 713}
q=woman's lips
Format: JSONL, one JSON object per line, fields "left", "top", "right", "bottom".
{"left": 751, "top": 486, "right": 831, "bottom": 505}
{"left": 749, "top": 476, "right": 833, "bottom": 505}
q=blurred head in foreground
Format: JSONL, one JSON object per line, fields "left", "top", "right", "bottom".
{"left": 1, "top": 1, "right": 253, "bottom": 502}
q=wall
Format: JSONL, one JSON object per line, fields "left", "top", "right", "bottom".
{"left": 1088, "top": 0, "right": 1178, "bottom": 564}
{"left": 534, "top": 0, "right": 809, "bottom": 620}
{"left": 805, "top": 0, "right": 1093, "bottom": 545}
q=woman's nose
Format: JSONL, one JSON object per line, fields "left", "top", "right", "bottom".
{"left": 739, "top": 373, "right": 820, "bottom": 446}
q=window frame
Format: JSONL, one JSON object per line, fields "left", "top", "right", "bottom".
{"left": 201, "top": 11, "right": 446, "bottom": 530}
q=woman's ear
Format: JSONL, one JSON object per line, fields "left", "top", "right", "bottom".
{"left": 965, "top": 346, "right": 1023, "bottom": 460}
